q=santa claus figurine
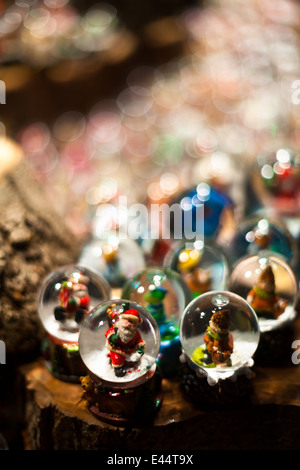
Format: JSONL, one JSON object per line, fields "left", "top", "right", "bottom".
{"left": 246, "top": 264, "right": 288, "bottom": 319}
{"left": 54, "top": 272, "right": 91, "bottom": 325}
{"left": 105, "top": 306, "right": 145, "bottom": 377}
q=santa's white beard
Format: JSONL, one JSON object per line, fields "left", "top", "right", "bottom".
{"left": 118, "top": 325, "right": 136, "bottom": 343}
{"left": 73, "top": 287, "right": 88, "bottom": 297}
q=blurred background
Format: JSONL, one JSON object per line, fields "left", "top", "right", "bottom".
{"left": 1, "top": 0, "right": 300, "bottom": 242}
{"left": 1, "top": 0, "right": 300, "bottom": 450}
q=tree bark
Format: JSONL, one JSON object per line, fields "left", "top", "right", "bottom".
{"left": 0, "top": 146, "right": 82, "bottom": 357}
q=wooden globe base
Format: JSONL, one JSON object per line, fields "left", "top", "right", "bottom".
{"left": 19, "top": 345, "right": 300, "bottom": 450}
{"left": 254, "top": 320, "right": 295, "bottom": 366}
{"left": 82, "top": 369, "right": 163, "bottom": 426}
{"left": 179, "top": 361, "right": 254, "bottom": 407}
{"left": 42, "top": 337, "right": 87, "bottom": 384}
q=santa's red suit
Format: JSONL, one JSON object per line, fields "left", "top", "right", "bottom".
{"left": 59, "top": 274, "right": 90, "bottom": 315}
{"left": 105, "top": 308, "right": 145, "bottom": 369}
{"left": 54, "top": 273, "right": 91, "bottom": 324}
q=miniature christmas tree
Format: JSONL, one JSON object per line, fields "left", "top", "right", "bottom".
{"left": 246, "top": 265, "right": 288, "bottom": 319}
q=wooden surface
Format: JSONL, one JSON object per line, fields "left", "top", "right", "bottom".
{"left": 20, "top": 354, "right": 300, "bottom": 450}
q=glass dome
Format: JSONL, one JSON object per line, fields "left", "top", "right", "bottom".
{"left": 78, "top": 231, "right": 146, "bottom": 288}
{"left": 121, "top": 266, "right": 192, "bottom": 375}
{"left": 180, "top": 291, "right": 260, "bottom": 384}
{"left": 226, "top": 213, "right": 297, "bottom": 266}
{"left": 164, "top": 239, "right": 229, "bottom": 298}
{"left": 78, "top": 299, "right": 160, "bottom": 388}
{"left": 38, "top": 264, "right": 111, "bottom": 344}
{"left": 168, "top": 183, "right": 235, "bottom": 241}
{"left": 252, "top": 148, "right": 300, "bottom": 217}
{"left": 227, "top": 254, "right": 298, "bottom": 332}
{"left": 122, "top": 267, "right": 192, "bottom": 340}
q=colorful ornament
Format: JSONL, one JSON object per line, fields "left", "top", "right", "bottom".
{"left": 246, "top": 264, "right": 288, "bottom": 320}
{"left": 38, "top": 265, "right": 110, "bottom": 382}
{"left": 179, "top": 291, "right": 260, "bottom": 405}
{"left": 226, "top": 214, "right": 297, "bottom": 267}
{"left": 78, "top": 231, "right": 146, "bottom": 288}
{"left": 168, "top": 183, "right": 235, "bottom": 242}
{"left": 165, "top": 240, "right": 229, "bottom": 298}
{"left": 78, "top": 299, "right": 162, "bottom": 424}
{"left": 122, "top": 267, "right": 192, "bottom": 376}
{"left": 252, "top": 148, "right": 300, "bottom": 218}
{"left": 228, "top": 254, "right": 298, "bottom": 364}
{"left": 193, "top": 308, "right": 234, "bottom": 368}
{"left": 105, "top": 305, "right": 145, "bottom": 377}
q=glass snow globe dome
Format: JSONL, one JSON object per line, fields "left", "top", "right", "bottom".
{"left": 38, "top": 264, "right": 111, "bottom": 344}
{"left": 180, "top": 291, "right": 260, "bottom": 384}
{"left": 122, "top": 267, "right": 192, "bottom": 340}
{"left": 168, "top": 183, "right": 235, "bottom": 241}
{"left": 251, "top": 147, "right": 300, "bottom": 218}
{"left": 226, "top": 213, "right": 297, "bottom": 267}
{"left": 121, "top": 266, "right": 192, "bottom": 375}
{"left": 78, "top": 230, "right": 146, "bottom": 288}
{"left": 164, "top": 239, "right": 229, "bottom": 298}
{"left": 227, "top": 254, "right": 298, "bottom": 332}
{"left": 78, "top": 299, "right": 161, "bottom": 389}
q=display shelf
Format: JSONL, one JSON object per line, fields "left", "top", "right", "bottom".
{"left": 20, "top": 345, "right": 300, "bottom": 450}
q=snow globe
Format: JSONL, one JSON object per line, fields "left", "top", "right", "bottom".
{"left": 252, "top": 148, "right": 300, "bottom": 218}
{"left": 122, "top": 267, "right": 193, "bottom": 376}
{"left": 227, "top": 254, "right": 298, "bottom": 364}
{"left": 164, "top": 239, "right": 229, "bottom": 298}
{"left": 226, "top": 213, "right": 297, "bottom": 268}
{"left": 168, "top": 183, "right": 235, "bottom": 243}
{"left": 37, "top": 265, "right": 111, "bottom": 382}
{"left": 78, "top": 231, "right": 146, "bottom": 288}
{"left": 251, "top": 148, "right": 300, "bottom": 237}
{"left": 179, "top": 291, "right": 260, "bottom": 406}
{"left": 78, "top": 299, "right": 162, "bottom": 424}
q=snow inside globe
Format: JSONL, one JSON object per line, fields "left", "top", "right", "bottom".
{"left": 78, "top": 231, "right": 146, "bottom": 288}
{"left": 121, "top": 267, "right": 193, "bottom": 375}
{"left": 227, "top": 254, "right": 298, "bottom": 333}
{"left": 226, "top": 214, "right": 297, "bottom": 268}
{"left": 78, "top": 299, "right": 161, "bottom": 389}
{"left": 38, "top": 264, "right": 111, "bottom": 344}
{"left": 164, "top": 239, "right": 229, "bottom": 298}
{"left": 179, "top": 291, "right": 260, "bottom": 387}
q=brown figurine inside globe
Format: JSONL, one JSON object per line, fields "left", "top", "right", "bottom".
{"left": 193, "top": 308, "right": 234, "bottom": 368}
{"left": 246, "top": 265, "right": 288, "bottom": 320}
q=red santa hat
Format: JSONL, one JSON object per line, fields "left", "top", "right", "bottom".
{"left": 121, "top": 308, "right": 142, "bottom": 324}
